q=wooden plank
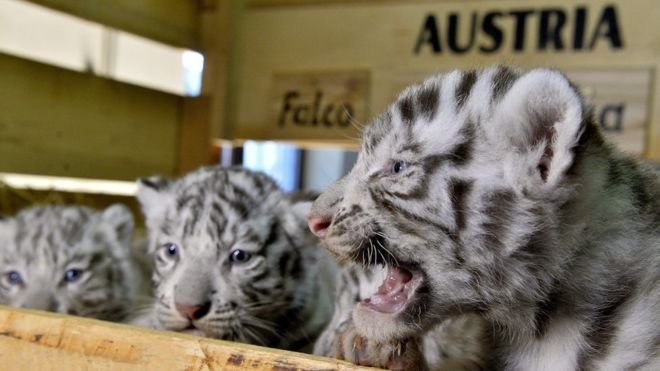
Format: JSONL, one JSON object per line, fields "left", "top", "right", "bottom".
{"left": 231, "top": 0, "right": 660, "bottom": 159}
{"left": 247, "top": 0, "right": 487, "bottom": 7}
{"left": 0, "top": 52, "right": 181, "bottom": 180}
{"left": 648, "top": 67, "right": 660, "bottom": 161}
{"left": 213, "top": 138, "right": 360, "bottom": 150}
{"left": 0, "top": 185, "right": 143, "bottom": 228}
{"left": 0, "top": 306, "right": 370, "bottom": 370}
{"left": 199, "top": 0, "right": 238, "bottom": 139}
{"left": 24, "top": 0, "right": 198, "bottom": 48}
{"left": 178, "top": 97, "right": 215, "bottom": 174}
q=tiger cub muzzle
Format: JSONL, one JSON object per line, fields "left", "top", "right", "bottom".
{"left": 309, "top": 204, "right": 426, "bottom": 326}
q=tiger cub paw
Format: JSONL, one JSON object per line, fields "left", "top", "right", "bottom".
{"left": 334, "top": 325, "right": 426, "bottom": 370}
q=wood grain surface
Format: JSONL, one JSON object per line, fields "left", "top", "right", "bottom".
{"left": 0, "top": 305, "right": 373, "bottom": 370}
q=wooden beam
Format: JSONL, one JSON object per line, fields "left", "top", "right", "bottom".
{"left": 246, "top": 0, "right": 484, "bottom": 7}
{"left": 177, "top": 97, "right": 216, "bottom": 174}
{"left": 213, "top": 138, "right": 360, "bottom": 151}
{"left": 172, "top": 0, "right": 238, "bottom": 172}
{"left": 0, "top": 185, "right": 143, "bottom": 228}
{"left": 0, "top": 306, "right": 370, "bottom": 370}
{"left": 0, "top": 53, "right": 181, "bottom": 181}
{"left": 199, "top": 0, "right": 238, "bottom": 140}
{"left": 24, "top": 0, "right": 198, "bottom": 48}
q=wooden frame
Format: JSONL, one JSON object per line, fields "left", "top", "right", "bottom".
{"left": 0, "top": 306, "right": 371, "bottom": 370}
{"left": 232, "top": 0, "right": 660, "bottom": 160}
{"left": 246, "top": 0, "right": 486, "bottom": 8}
{"left": 0, "top": 53, "right": 181, "bottom": 181}
{"left": 25, "top": 0, "right": 198, "bottom": 48}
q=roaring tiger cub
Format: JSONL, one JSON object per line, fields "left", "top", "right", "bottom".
{"left": 309, "top": 66, "right": 660, "bottom": 370}
{"left": 136, "top": 166, "right": 337, "bottom": 351}
{"left": 0, "top": 205, "right": 140, "bottom": 321}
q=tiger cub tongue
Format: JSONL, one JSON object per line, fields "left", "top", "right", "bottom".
{"left": 363, "top": 266, "right": 413, "bottom": 313}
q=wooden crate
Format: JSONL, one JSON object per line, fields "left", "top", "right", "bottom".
{"left": 0, "top": 305, "right": 371, "bottom": 370}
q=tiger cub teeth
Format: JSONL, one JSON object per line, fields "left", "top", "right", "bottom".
{"left": 362, "top": 266, "right": 422, "bottom": 314}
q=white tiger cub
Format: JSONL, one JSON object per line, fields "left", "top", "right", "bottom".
{"left": 309, "top": 66, "right": 660, "bottom": 370}
{"left": 0, "top": 204, "right": 140, "bottom": 321}
{"left": 136, "top": 166, "right": 337, "bottom": 351}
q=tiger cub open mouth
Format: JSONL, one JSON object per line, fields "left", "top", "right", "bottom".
{"left": 354, "top": 236, "right": 425, "bottom": 315}
{"left": 360, "top": 265, "right": 425, "bottom": 314}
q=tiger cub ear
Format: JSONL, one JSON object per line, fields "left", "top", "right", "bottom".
{"left": 490, "top": 69, "right": 588, "bottom": 187}
{"left": 101, "top": 204, "right": 134, "bottom": 247}
{"left": 136, "top": 176, "right": 173, "bottom": 227}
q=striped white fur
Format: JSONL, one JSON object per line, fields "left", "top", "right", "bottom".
{"left": 310, "top": 66, "right": 660, "bottom": 370}
{"left": 136, "top": 166, "right": 338, "bottom": 351}
{"left": 0, "top": 205, "right": 140, "bottom": 321}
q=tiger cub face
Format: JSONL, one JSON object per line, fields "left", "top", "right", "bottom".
{"left": 309, "top": 67, "right": 593, "bottom": 342}
{"left": 0, "top": 205, "right": 136, "bottom": 320}
{"left": 137, "top": 166, "right": 330, "bottom": 347}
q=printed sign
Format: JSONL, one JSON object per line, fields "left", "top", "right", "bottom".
{"left": 413, "top": 5, "right": 623, "bottom": 56}
{"left": 269, "top": 70, "right": 369, "bottom": 140}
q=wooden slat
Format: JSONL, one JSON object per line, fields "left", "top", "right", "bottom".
{"left": 0, "top": 53, "right": 181, "bottom": 180}
{"left": 213, "top": 138, "right": 360, "bottom": 151}
{"left": 247, "top": 0, "right": 485, "bottom": 7}
{"left": 0, "top": 185, "right": 143, "bottom": 228}
{"left": 178, "top": 97, "right": 216, "bottom": 174}
{"left": 0, "top": 306, "right": 370, "bottom": 370}
{"left": 199, "top": 0, "right": 237, "bottom": 139}
{"left": 649, "top": 68, "right": 660, "bottom": 161}
{"left": 24, "top": 0, "right": 198, "bottom": 48}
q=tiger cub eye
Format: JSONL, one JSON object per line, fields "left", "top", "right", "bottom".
{"left": 230, "top": 249, "right": 252, "bottom": 263}
{"left": 64, "top": 268, "right": 83, "bottom": 283}
{"left": 6, "top": 271, "right": 23, "bottom": 285}
{"left": 392, "top": 161, "right": 409, "bottom": 174}
{"left": 163, "top": 243, "right": 178, "bottom": 257}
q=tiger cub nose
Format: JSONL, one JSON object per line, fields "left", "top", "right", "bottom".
{"left": 175, "top": 302, "right": 212, "bottom": 320}
{"left": 309, "top": 215, "right": 333, "bottom": 238}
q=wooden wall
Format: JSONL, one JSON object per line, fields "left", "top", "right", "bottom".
{"left": 228, "top": 0, "right": 660, "bottom": 160}
{"left": 26, "top": 0, "right": 198, "bottom": 48}
{"left": 3, "top": 0, "right": 657, "bottom": 182}
{"left": 0, "top": 53, "right": 181, "bottom": 180}
{"left": 0, "top": 0, "right": 218, "bottom": 181}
